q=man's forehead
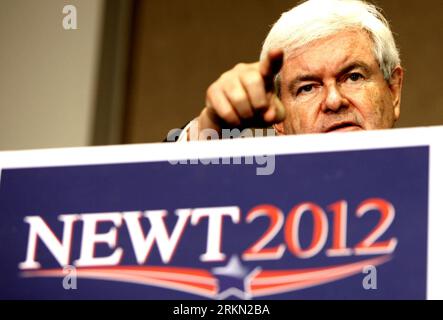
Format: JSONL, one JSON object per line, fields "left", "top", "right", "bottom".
{"left": 281, "top": 29, "right": 376, "bottom": 77}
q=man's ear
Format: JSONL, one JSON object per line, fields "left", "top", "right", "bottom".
{"left": 389, "top": 66, "right": 404, "bottom": 121}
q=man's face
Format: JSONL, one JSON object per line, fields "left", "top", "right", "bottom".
{"left": 276, "top": 29, "right": 403, "bottom": 134}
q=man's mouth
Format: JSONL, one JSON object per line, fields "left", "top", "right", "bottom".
{"left": 325, "top": 122, "right": 362, "bottom": 133}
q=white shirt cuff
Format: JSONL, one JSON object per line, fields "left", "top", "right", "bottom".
{"left": 176, "top": 118, "right": 199, "bottom": 142}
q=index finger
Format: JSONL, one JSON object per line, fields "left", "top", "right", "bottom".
{"left": 259, "top": 49, "right": 284, "bottom": 92}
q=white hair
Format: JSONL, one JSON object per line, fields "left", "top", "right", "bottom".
{"left": 260, "top": 0, "right": 400, "bottom": 80}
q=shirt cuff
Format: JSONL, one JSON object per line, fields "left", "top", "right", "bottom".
{"left": 176, "top": 118, "right": 199, "bottom": 142}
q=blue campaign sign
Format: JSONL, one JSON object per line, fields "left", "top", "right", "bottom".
{"left": 0, "top": 142, "right": 429, "bottom": 300}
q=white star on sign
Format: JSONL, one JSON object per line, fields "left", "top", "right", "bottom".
{"left": 211, "top": 255, "right": 261, "bottom": 300}
{"left": 212, "top": 255, "right": 249, "bottom": 279}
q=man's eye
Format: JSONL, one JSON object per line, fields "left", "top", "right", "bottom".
{"left": 297, "top": 84, "right": 314, "bottom": 95}
{"left": 347, "top": 73, "right": 364, "bottom": 82}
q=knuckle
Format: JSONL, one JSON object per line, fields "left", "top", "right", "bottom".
{"left": 219, "top": 71, "right": 231, "bottom": 81}
{"left": 206, "top": 83, "right": 219, "bottom": 98}
{"left": 219, "top": 73, "right": 238, "bottom": 87}
{"left": 241, "top": 72, "right": 262, "bottom": 87}
{"left": 233, "top": 62, "right": 247, "bottom": 70}
{"left": 223, "top": 80, "right": 237, "bottom": 93}
{"left": 228, "top": 90, "right": 246, "bottom": 105}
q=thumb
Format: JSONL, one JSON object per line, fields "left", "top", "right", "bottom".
{"left": 262, "top": 93, "right": 286, "bottom": 124}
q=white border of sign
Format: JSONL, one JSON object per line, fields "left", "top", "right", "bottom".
{"left": 0, "top": 125, "right": 442, "bottom": 299}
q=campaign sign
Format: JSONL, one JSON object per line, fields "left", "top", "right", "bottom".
{"left": 0, "top": 137, "right": 430, "bottom": 300}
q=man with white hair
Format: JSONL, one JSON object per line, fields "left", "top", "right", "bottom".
{"left": 176, "top": 0, "right": 403, "bottom": 141}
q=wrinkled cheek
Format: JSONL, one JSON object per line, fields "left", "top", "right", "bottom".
{"left": 282, "top": 111, "right": 299, "bottom": 134}
{"left": 356, "top": 88, "right": 393, "bottom": 130}
{"left": 371, "top": 94, "right": 395, "bottom": 129}
{"left": 280, "top": 105, "right": 302, "bottom": 134}
{"left": 281, "top": 90, "right": 323, "bottom": 134}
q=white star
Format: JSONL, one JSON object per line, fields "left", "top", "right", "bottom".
{"left": 212, "top": 255, "right": 249, "bottom": 279}
{"left": 211, "top": 255, "right": 261, "bottom": 300}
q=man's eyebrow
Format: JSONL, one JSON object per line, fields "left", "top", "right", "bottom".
{"left": 286, "top": 61, "right": 372, "bottom": 93}
{"left": 337, "top": 61, "right": 372, "bottom": 78}
{"left": 287, "top": 74, "right": 322, "bottom": 93}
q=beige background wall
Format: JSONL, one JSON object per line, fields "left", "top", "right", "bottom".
{"left": 0, "top": 0, "right": 104, "bottom": 150}
{"left": 380, "top": 0, "right": 443, "bottom": 128}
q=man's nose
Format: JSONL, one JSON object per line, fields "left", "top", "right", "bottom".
{"left": 321, "top": 83, "right": 349, "bottom": 113}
